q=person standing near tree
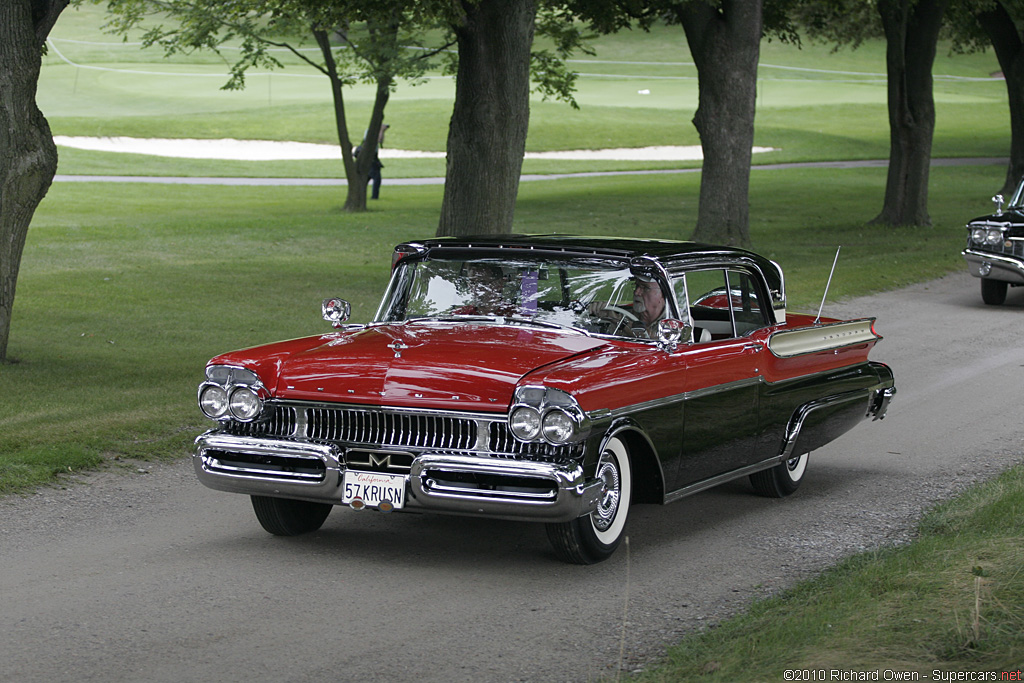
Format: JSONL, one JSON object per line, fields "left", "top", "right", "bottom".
{"left": 357, "top": 123, "right": 389, "bottom": 200}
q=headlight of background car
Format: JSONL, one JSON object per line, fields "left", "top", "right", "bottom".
{"left": 509, "top": 386, "right": 589, "bottom": 445}
{"left": 970, "top": 226, "right": 1007, "bottom": 247}
{"left": 198, "top": 365, "right": 267, "bottom": 422}
{"left": 985, "top": 229, "right": 1004, "bottom": 245}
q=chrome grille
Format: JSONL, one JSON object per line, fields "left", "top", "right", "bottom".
{"left": 488, "top": 422, "right": 584, "bottom": 461}
{"left": 225, "top": 405, "right": 297, "bottom": 438}
{"left": 223, "top": 402, "right": 582, "bottom": 462}
{"left": 305, "top": 407, "right": 477, "bottom": 450}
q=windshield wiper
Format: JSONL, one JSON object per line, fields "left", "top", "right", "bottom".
{"left": 502, "top": 315, "right": 591, "bottom": 336}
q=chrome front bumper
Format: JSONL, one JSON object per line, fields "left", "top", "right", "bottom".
{"left": 193, "top": 431, "right": 603, "bottom": 523}
{"left": 963, "top": 249, "right": 1024, "bottom": 284}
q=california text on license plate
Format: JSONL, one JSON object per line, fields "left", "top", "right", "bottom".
{"left": 342, "top": 470, "right": 406, "bottom": 509}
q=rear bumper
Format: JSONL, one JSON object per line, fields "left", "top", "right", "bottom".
{"left": 193, "top": 432, "right": 602, "bottom": 523}
{"left": 963, "top": 249, "right": 1024, "bottom": 284}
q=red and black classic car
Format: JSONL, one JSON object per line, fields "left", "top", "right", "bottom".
{"left": 193, "top": 235, "right": 895, "bottom": 564}
{"left": 963, "top": 177, "right": 1024, "bottom": 305}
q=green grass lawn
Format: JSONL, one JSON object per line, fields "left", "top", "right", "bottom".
{"left": 4, "top": 5, "right": 1021, "bottom": 678}
{"left": 637, "top": 465, "right": 1024, "bottom": 680}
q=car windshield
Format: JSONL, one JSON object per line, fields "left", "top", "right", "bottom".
{"left": 375, "top": 256, "right": 670, "bottom": 338}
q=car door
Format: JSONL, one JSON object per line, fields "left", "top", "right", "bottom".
{"left": 670, "top": 267, "right": 768, "bottom": 489}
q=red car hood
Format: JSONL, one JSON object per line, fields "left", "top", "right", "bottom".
{"left": 212, "top": 323, "right": 607, "bottom": 412}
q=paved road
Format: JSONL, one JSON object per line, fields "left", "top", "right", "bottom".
{"left": 2, "top": 271, "right": 1022, "bottom": 682}
{"left": 52, "top": 157, "right": 1010, "bottom": 186}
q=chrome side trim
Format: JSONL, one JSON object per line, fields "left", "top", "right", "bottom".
{"left": 779, "top": 389, "right": 874, "bottom": 460}
{"left": 963, "top": 249, "right": 1024, "bottom": 284}
{"left": 588, "top": 376, "right": 764, "bottom": 421}
{"left": 664, "top": 457, "right": 781, "bottom": 504}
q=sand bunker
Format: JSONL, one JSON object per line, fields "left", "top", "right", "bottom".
{"left": 53, "top": 136, "right": 775, "bottom": 162}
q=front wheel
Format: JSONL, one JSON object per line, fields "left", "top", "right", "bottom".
{"left": 749, "top": 452, "right": 808, "bottom": 498}
{"left": 546, "top": 436, "right": 632, "bottom": 564}
{"left": 251, "top": 495, "right": 332, "bottom": 536}
{"left": 981, "top": 278, "right": 1008, "bottom": 305}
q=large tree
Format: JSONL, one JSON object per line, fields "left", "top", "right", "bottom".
{"left": 573, "top": 0, "right": 799, "bottom": 247}
{"left": 673, "top": 1, "right": 766, "bottom": 247}
{"left": 949, "top": 0, "right": 1024, "bottom": 195}
{"left": 436, "top": 0, "right": 537, "bottom": 236}
{"left": 1, "top": 0, "right": 70, "bottom": 362}
{"left": 874, "top": 0, "right": 950, "bottom": 226}
{"left": 103, "top": 0, "right": 452, "bottom": 212}
{"left": 797, "top": 0, "right": 950, "bottom": 227}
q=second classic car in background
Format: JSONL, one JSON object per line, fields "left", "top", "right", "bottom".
{"left": 963, "top": 177, "right": 1024, "bottom": 305}
{"left": 193, "top": 235, "right": 896, "bottom": 563}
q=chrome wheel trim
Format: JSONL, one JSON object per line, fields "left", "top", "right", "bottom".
{"left": 785, "top": 452, "right": 808, "bottom": 482}
{"left": 590, "top": 437, "right": 631, "bottom": 544}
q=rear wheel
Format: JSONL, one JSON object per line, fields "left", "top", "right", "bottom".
{"left": 251, "top": 495, "right": 332, "bottom": 536}
{"left": 749, "top": 452, "right": 808, "bottom": 498}
{"left": 981, "top": 278, "right": 1008, "bottom": 305}
{"left": 546, "top": 436, "right": 632, "bottom": 564}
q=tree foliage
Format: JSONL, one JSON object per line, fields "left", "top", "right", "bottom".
{"left": 102, "top": 0, "right": 454, "bottom": 212}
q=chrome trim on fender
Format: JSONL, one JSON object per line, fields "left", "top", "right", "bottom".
{"left": 664, "top": 456, "right": 782, "bottom": 504}
{"left": 767, "top": 318, "right": 879, "bottom": 359}
{"left": 586, "top": 376, "right": 765, "bottom": 421}
{"left": 963, "top": 249, "right": 1024, "bottom": 284}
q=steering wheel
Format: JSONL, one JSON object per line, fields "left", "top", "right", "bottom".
{"left": 601, "top": 305, "right": 639, "bottom": 336}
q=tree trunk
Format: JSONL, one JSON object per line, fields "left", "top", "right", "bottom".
{"left": 677, "top": 0, "right": 763, "bottom": 248}
{"left": 0, "top": 0, "right": 67, "bottom": 362}
{"left": 975, "top": 2, "right": 1024, "bottom": 196}
{"left": 871, "top": 0, "right": 949, "bottom": 227}
{"left": 314, "top": 29, "right": 368, "bottom": 212}
{"left": 437, "top": 0, "right": 536, "bottom": 237}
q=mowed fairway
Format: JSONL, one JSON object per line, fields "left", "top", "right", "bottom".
{"left": 1, "top": 5, "right": 1021, "bottom": 680}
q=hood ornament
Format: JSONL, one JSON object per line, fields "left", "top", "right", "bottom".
{"left": 388, "top": 340, "right": 408, "bottom": 358}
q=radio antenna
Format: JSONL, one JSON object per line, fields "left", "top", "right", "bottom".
{"left": 815, "top": 246, "right": 841, "bottom": 325}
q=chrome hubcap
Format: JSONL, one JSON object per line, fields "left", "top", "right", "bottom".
{"left": 593, "top": 451, "right": 620, "bottom": 532}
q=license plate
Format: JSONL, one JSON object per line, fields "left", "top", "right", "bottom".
{"left": 342, "top": 470, "right": 406, "bottom": 510}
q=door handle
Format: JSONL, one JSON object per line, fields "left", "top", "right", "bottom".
{"left": 743, "top": 343, "right": 762, "bottom": 353}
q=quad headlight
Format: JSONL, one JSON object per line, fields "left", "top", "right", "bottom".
{"left": 198, "top": 365, "right": 267, "bottom": 422}
{"left": 970, "top": 226, "right": 1007, "bottom": 247}
{"left": 510, "top": 406, "right": 542, "bottom": 441}
{"left": 508, "top": 386, "right": 589, "bottom": 445}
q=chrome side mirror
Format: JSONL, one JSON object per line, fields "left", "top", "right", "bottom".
{"left": 993, "top": 194, "right": 1005, "bottom": 215}
{"left": 322, "top": 297, "right": 351, "bottom": 328}
{"left": 657, "top": 318, "right": 692, "bottom": 351}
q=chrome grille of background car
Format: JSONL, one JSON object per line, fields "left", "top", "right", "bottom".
{"left": 967, "top": 227, "right": 1024, "bottom": 257}
{"left": 972, "top": 239, "right": 1024, "bottom": 257}
{"left": 225, "top": 403, "right": 581, "bottom": 462}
